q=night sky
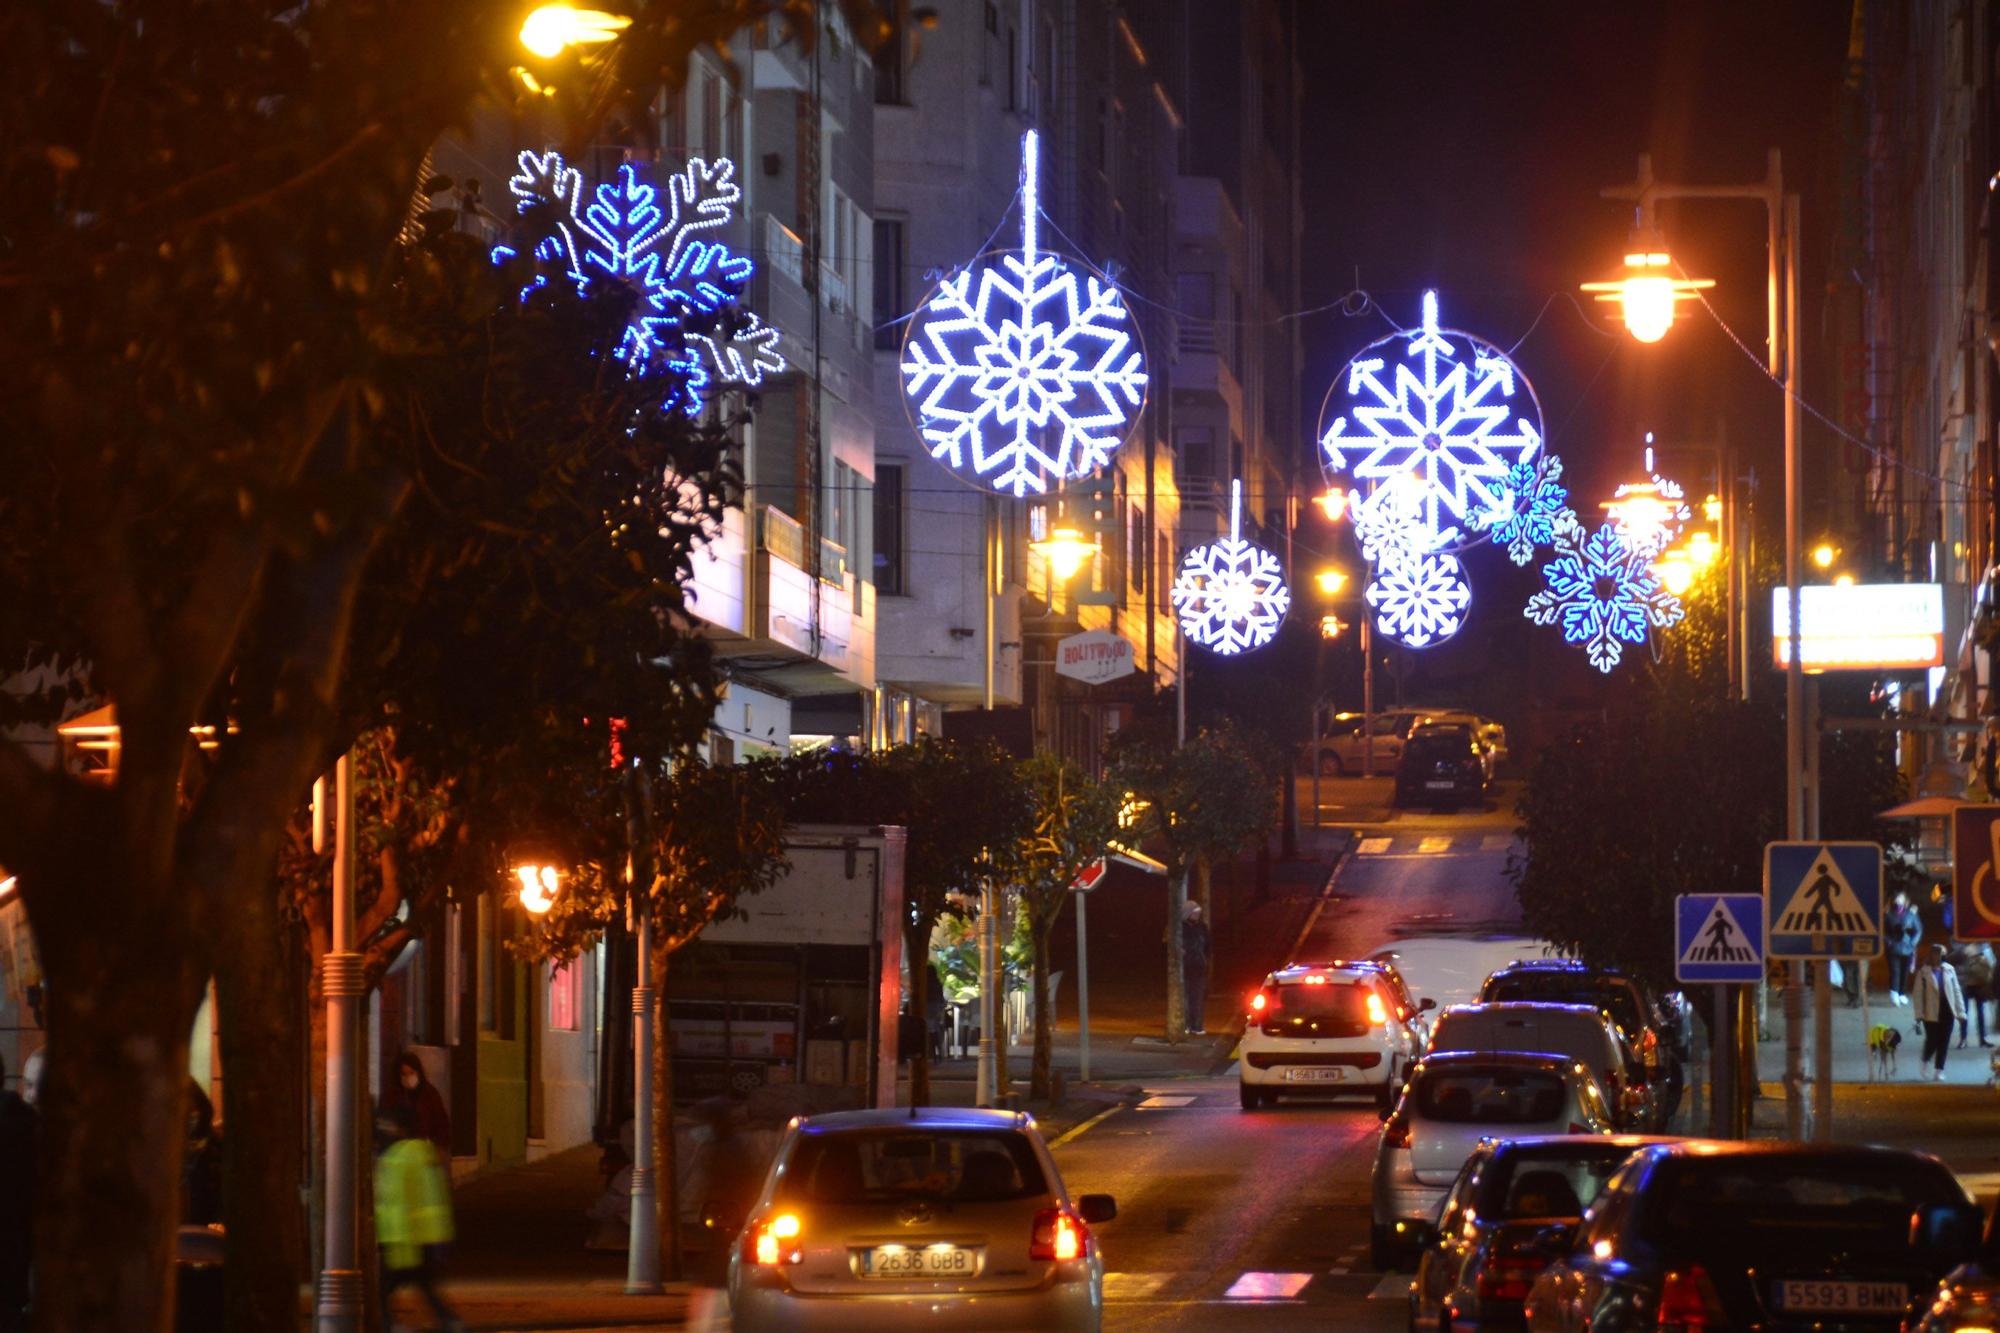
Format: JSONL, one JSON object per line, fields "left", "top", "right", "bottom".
{"left": 1293, "top": 2, "right": 1854, "bottom": 724}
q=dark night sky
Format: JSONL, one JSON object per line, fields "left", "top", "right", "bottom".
{"left": 1292, "top": 2, "right": 1854, "bottom": 719}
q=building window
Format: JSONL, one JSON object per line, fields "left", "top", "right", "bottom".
{"left": 702, "top": 68, "right": 723, "bottom": 162}
{"left": 477, "top": 893, "right": 496, "bottom": 1032}
{"left": 1006, "top": 24, "right": 1018, "bottom": 110}
{"left": 1155, "top": 530, "right": 1171, "bottom": 607}
{"left": 548, "top": 961, "right": 580, "bottom": 1032}
{"left": 873, "top": 464, "right": 906, "bottom": 594}
{"left": 873, "top": 219, "right": 905, "bottom": 351}
{"left": 1128, "top": 503, "right": 1145, "bottom": 594}
{"left": 873, "top": 11, "right": 905, "bottom": 104}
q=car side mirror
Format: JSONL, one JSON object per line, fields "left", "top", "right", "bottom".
{"left": 1419, "top": 997, "right": 1437, "bottom": 1012}
{"left": 1077, "top": 1194, "right": 1117, "bottom": 1225}
{"left": 1913, "top": 1202, "right": 1982, "bottom": 1264}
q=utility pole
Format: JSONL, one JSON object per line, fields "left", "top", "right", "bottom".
{"left": 314, "top": 753, "right": 360, "bottom": 1333}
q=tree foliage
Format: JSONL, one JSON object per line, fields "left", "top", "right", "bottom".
{"left": 1015, "top": 754, "right": 1119, "bottom": 1099}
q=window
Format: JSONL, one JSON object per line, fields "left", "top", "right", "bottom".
{"left": 873, "top": 219, "right": 905, "bottom": 351}
{"left": 1006, "top": 23, "right": 1017, "bottom": 110}
{"left": 1127, "top": 503, "right": 1144, "bottom": 593}
{"left": 873, "top": 13, "right": 906, "bottom": 104}
{"left": 548, "top": 961, "right": 581, "bottom": 1032}
{"left": 1155, "top": 531, "right": 1171, "bottom": 606}
{"left": 702, "top": 68, "right": 723, "bottom": 161}
{"left": 1178, "top": 427, "right": 1214, "bottom": 488}
{"left": 477, "top": 894, "right": 496, "bottom": 1032}
{"left": 873, "top": 464, "right": 906, "bottom": 594}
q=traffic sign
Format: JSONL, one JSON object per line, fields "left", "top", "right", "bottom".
{"left": 1071, "top": 859, "right": 1109, "bottom": 893}
{"left": 1676, "top": 894, "right": 1765, "bottom": 983}
{"left": 1763, "top": 841, "right": 1883, "bottom": 958}
{"left": 1952, "top": 806, "right": 2000, "bottom": 940}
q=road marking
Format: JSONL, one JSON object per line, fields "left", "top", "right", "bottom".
{"left": 1483, "top": 833, "right": 1514, "bottom": 852}
{"left": 1137, "top": 1094, "right": 1195, "bottom": 1109}
{"left": 1417, "top": 835, "right": 1453, "bottom": 854}
{"left": 1358, "top": 836, "right": 1394, "bottom": 855}
{"left": 1368, "top": 1273, "right": 1412, "bottom": 1300}
{"left": 1328, "top": 1266, "right": 1351, "bottom": 1275}
{"left": 1103, "top": 1272, "right": 1172, "bottom": 1301}
{"left": 1047, "top": 1102, "right": 1124, "bottom": 1149}
{"left": 1224, "top": 1271, "right": 1314, "bottom": 1300}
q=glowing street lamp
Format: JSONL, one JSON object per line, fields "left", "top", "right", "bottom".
{"left": 1653, "top": 549, "right": 1697, "bottom": 597}
{"left": 514, "top": 862, "right": 562, "bottom": 915}
{"left": 1031, "top": 527, "right": 1097, "bottom": 582}
{"left": 519, "top": 4, "right": 630, "bottom": 58}
{"left": 1314, "top": 487, "right": 1349, "bottom": 523}
{"left": 1580, "top": 247, "right": 1715, "bottom": 343}
{"left": 1318, "top": 614, "right": 1347, "bottom": 640}
{"left": 1811, "top": 541, "right": 1839, "bottom": 571}
{"left": 1314, "top": 567, "right": 1350, "bottom": 597}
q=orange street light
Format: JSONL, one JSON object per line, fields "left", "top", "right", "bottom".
{"left": 1314, "top": 487, "right": 1349, "bottom": 523}
{"left": 1031, "top": 527, "right": 1097, "bottom": 582}
{"left": 1314, "top": 567, "right": 1349, "bottom": 597}
{"left": 519, "top": 4, "right": 630, "bottom": 58}
{"left": 1318, "top": 614, "right": 1347, "bottom": 639}
{"left": 1581, "top": 248, "right": 1715, "bottom": 344}
{"left": 514, "top": 862, "right": 561, "bottom": 914}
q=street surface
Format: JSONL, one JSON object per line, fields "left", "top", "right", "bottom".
{"left": 1055, "top": 780, "right": 1524, "bottom": 1330}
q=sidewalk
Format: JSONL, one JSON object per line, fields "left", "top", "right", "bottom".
{"left": 1750, "top": 982, "right": 2000, "bottom": 1086}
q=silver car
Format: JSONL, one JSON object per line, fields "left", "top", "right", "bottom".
{"left": 1370, "top": 1051, "right": 1616, "bottom": 1271}
{"left": 727, "top": 1106, "right": 1117, "bottom": 1331}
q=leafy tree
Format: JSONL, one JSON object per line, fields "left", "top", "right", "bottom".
{"left": 1014, "top": 755, "right": 1119, "bottom": 1099}
{"left": 1111, "top": 722, "right": 1275, "bottom": 1039}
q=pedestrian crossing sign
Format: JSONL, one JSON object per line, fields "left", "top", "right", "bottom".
{"left": 1676, "top": 894, "right": 1766, "bottom": 983}
{"left": 1764, "top": 841, "right": 1883, "bottom": 959}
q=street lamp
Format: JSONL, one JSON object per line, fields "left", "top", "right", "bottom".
{"left": 1580, "top": 244, "right": 1715, "bottom": 344}
{"left": 1313, "top": 567, "right": 1349, "bottom": 596}
{"left": 1812, "top": 541, "right": 1839, "bottom": 571}
{"left": 1313, "top": 487, "right": 1349, "bottom": 523}
{"left": 519, "top": 4, "right": 630, "bottom": 58}
{"left": 1031, "top": 527, "right": 1097, "bottom": 583}
{"left": 514, "top": 862, "right": 562, "bottom": 914}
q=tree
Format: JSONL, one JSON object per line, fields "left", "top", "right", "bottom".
{"left": 1111, "top": 721, "right": 1275, "bottom": 1039}
{"left": 1014, "top": 754, "right": 1119, "bottom": 1099}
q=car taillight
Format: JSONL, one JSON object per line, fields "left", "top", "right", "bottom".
{"left": 1567, "top": 1122, "right": 1589, "bottom": 1134}
{"left": 1031, "top": 1207, "right": 1086, "bottom": 1262}
{"left": 1366, "top": 991, "right": 1388, "bottom": 1026}
{"left": 742, "top": 1212, "right": 803, "bottom": 1267}
{"left": 1384, "top": 1117, "right": 1412, "bottom": 1150}
{"left": 1249, "top": 988, "right": 1271, "bottom": 1016}
{"left": 1656, "top": 1264, "right": 1722, "bottom": 1330}
{"left": 1477, "top": 1255, "right": 1543, "bottom": 1304}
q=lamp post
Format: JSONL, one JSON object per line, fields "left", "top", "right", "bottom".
{"left": 1589, "top": 150, "right": 1811, "bottom": 1139}
{"left": 314, "top": 752, "right": 361, "bottom": 1333}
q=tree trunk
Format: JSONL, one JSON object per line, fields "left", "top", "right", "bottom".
{"left": 34, "top": 956, "right": 200, "bottom": 1332}
{"left": 214, "top": 898, "right": 308, "bottom": 1333}
{"left": 1165, "top": 866, "right": 1187, "bottom": 1041}
{"left": 1029, "top": 917, "right": 1055, "bottom": 1102}
{"left": 1194, "top": 858, "right": 1213, "bottom": 917}
{"left": 903, "top": 916, "right": 933, "bottom": 1107}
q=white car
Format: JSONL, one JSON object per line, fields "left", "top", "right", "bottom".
{"left": 728, "top": 1106, "right": 1116, "bottom": 1331}
{"left": 1239, "top": 960, "right": 1435, "bottom": 1110}
{"left": 1369, "top": 1050, "right": 1616, "bottom": 1270}
{"left": 1303, "top": 711, "right": 1422, "bottom": 775}
{"left": 1425, "top": 1001, "right": 1643, "bottom": 1129}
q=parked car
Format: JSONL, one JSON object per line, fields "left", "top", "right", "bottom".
{"left": 1912, "top": 1195, "right": 2000, "bottom": 1331}
{"left": 1415, "top": 709, "right": 1509, "bottom": 778}
{"left": 1480, "top": 959, "right": 1685, "bottom": 1123}
{"left": 1524, "top": 1142, "right": 1980, "bottom": 1332}
{"left": 1394, "top": 722, "right": 1490, "bottom": 810}
{"left": 1411, "top": 1135, "right": 1682, "bottom": 1333}
{"left": 1304, "top": 710, "right": 1423, "bottom": 775}
{"left": 1239, "top": 959, "right": 1435, "bottom": 1110}
{"left": 1370, "top": 1051, "right": 1616, "bottom": 1271}
{"left": 728, "top": 1106, "right": 1117, "bottom": 1332}
{"left": 1424, "top": 1002, "right": 1646, "bottom": 1129}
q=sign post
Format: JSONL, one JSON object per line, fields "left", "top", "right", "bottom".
{"left": 1676, "top": 894, "right": 1764, "bottom": 1139}
{"left": 1764, "top": 841, "right": 1883, "bottom": 1140}
{"left": 1071, "top": 859, "right": 1108, "bottom": 1083}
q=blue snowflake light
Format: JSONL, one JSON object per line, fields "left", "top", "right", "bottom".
{"left": 1472, "top": 457, "right": 1574, "bottom": 566}
{"left": 1525, "top": 519, "right": 1685, "bottom": 672}
{"left": 1366, "top": 550, "right": 1472, "bottom": 649}
{"left": 1171, "top": 481, "right": 1290, "bottom": 655}
{"left": 496, "top": 150, "right": 783, "bottom": 416}
{"left": 900, "top": 131, "right": 1147, "bottom": 497}
{"left": 1320, "top": 291, "right": 1544, "bottom": 552}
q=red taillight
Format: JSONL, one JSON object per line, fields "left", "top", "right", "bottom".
{"left": 1031, "top": 1207, "right": 1086, "bottom": 1262}
{"left": 1365, "top": 991, "right": 1389, "bottom": 1027}
{"left": 1249, "top": 988, "right": 1270, "bottom": 1015}
{"left": 1477, "top": 1256, "right": 1543, "bottom": 1304}
{"left": 742, "top": 1212, "right": 803, "bottom": 1267}
{"left": 1656, "top": 1264, "right": 1721, "bottom": 1330}
{"left": 1384, "top": 1117, "right": 1412, "bottom": 1150}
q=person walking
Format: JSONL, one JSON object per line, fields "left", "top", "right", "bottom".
{"left": 1912, "top": 943, "right": 1968, "bottom": 1082}
{"left": 381, "top": 1052, "right": 452, "bottom": 1158}
{"left": 1181, "top": 900, "right": 1212, "bottom": 1036}
{"left": 375, "top": 1103, "right": 464, "bottom": 1333}
{"left": 1951, "top": 942, "right": 1996, "bottom": 1048}
{"left": 1885, "top": 892, "right": 1922, "bottom": 1005}
{"left": 0, "top": 1053, "right": 37, "bottom": 1333}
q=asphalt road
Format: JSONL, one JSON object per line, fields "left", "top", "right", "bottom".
{"left": 1055, "top": 782, "right": 1526, "bottom": 1330}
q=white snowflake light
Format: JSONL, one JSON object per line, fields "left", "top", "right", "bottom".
{"left": 1525, "top": 519, "right": 1685, "bottom": 672}
{"left": 1367, "top": 550, "right": 1472, "bottom": 649}
{"left": 496, "top": 150, "right": 784, "bottom": 416}
{"left": 900, "top": 130, "right": 1147, "bottom": 497}
{"left": 1171, "top": 481, "right": 1290, "bottom": 655}
{"left": 1320, "top": 290, "right": 1544, "bottom": 552}
{"left": 1472, "top": 457, "right": 1575, "bottom": 567}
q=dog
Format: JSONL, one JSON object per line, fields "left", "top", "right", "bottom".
{"left": 1988, "top": 1048, "right": 2000, "bottom": 1089}
{"left": 1867, "top": 1022, "right": 1901, "bottom": 1079}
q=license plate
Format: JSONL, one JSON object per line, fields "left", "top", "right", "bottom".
{"left": 1424, "top": 780, "right": 1455, "bottom": 790}
{"left": 1285, "top": 1066, "right": 1348, "bottom": 1081}
{"left": 1773, "top": 1279, "right": 1906, "bottom": 1313}
{"left": 863, "top": 1244, "right": 977, "bottom": 1279}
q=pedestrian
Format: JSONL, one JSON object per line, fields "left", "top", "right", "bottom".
{"left": 380, "top": 1051, "right": 452, "bottom": 1158}
{"left": 0, "top": 1053, "right": 37, "bottom": 1333}
{"left": 182, "top": 1078, "right": 223, "bottom": 1226}
{"left": 1912, "top": 943, "right": 1968, "bottom": 1082}
{"left": 1950, "top": 941, "right": 1996, "bottom": 1048}
{"left": 374, "top": 1102, "right": 464, "bottom": 1333}
{"left": 1885, "top": 892, "right": 1922, "bottom": 1005}
{"left": 1181, "top": 900, "right": 1212, "bottom": 1036}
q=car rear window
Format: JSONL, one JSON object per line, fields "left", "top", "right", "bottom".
{"left": 784, "top": 1130, "right": 1049, "bottom": 1206}
{"left": 1642, "top": 1157, "right": 1963, "bottom": 1249}
{"left": 1480, "top": 1148, "right": 1635, "bottom": 1219}
{"left": 1483, "top": 975, "right": 1644, "bottom": 1037}
{"left": 1415, "top": 1068, "right": 1567, "bottom": 1125}
{"left": 1264, "top": 980, "right": 1372, "bottom": 1037}
{"left": 1406, "top": 732, "right": 1474, "bottom": 761}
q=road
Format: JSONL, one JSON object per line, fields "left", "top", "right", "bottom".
{"left": 1056, "top": 780, "right": 1526, "bottom": 1330}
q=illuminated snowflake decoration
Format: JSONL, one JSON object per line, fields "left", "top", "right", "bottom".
{"left": 1366, "top": 551, "right": 1472, "bottom": 649}
{"left": 1525, "top": 519, "right": 1685, "bottom": 672}
{"left": 1604, "top": 474, "right": 1691, "bottom": 556}
{"left": 1351, "top": 478, "right": 1456, "bottom": 572}
{"left": 1471, "top": 457, "right": 1574, "bottom": 566}
{"left": 901, "top": 131, "right": 1147, "bottom": 497}
{"left": 495, "top": 150, "right": 783, "bottom": 417}
{"left": 1320, "top": 291, "right": 1543, "bottom": 551}
{"left": 1172, "top": 481, "right": 1290, "bottom": 655}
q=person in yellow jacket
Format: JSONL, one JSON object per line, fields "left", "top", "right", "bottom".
{"left": 375, "top": 1103, "right": 464, "bottom": 1332}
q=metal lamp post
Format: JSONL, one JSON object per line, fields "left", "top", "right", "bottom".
{"left": 314, "top": 753, "right": 361, "bottom": 1333}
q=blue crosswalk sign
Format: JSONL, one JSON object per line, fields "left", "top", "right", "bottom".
{"left": 1764, "top": 841, "right": 1883, "bottom": 959}
{"left": 1676, "top": 894, "right": 1765, "bottom": 983}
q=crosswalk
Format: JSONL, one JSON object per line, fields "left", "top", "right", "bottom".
{"left": 1101, "top": 1260, "right": 1397, "bottom": 1305}
{"left": 1355, "top": 832, "right": 1514, "bottom": 858}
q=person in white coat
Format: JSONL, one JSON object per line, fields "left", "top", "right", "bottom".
{"left": 1912, "top": 943, "right": 1968, "bottom": 1081}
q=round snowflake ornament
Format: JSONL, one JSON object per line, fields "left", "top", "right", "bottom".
{"left": 1319, "top": 290, "right": 1544, "bottom": 555}
{"left": 1171, "top": 481, "right": 1291, "bottom": 655}
{"left": 1525, "top": 518, "right": 1685, "bottom": 672}
{"left": 1367, "top": 551, "right": 1472, "bottom": 649}
{"left": 900, "top": 131, "right": 1147, "bottom": 498}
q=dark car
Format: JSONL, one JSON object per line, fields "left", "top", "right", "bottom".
{"left": 1412, "top": 1135, "right": 1682, "bottom": 1333}
{"left": 1481, "top": 960, "right": 1686, "bottom": 1124}
{"left": 1524, "top": 1142, "right": 1981, "bottom": 1332}
{"left": 1394, "top": 723, "right": 1488, "bottom": 810}
{"left": 1913, "top": 1194, "right": 2000, "bottom": 1330}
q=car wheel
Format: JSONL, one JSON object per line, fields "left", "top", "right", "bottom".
{"left": 1240, "top": 1082, "right": 1267, "bottom": 1110}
